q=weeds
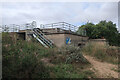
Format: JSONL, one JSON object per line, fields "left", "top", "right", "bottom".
{"left": 49, "top": 45, "right": 89, "bottom": 64}
{"left": 2, "top": 32, "right": 95, "bottom": 78}
{"left": 49, "top": 63, "right": 93, "bottom": 78}
{"left": 2, "top": 33, "right": 50, "bottom": 78}
{"left": 111, "top": 68, "right": 120, "bottom": 72}
{"left": 82, "top": 41, "right": 119, "bottom": 64}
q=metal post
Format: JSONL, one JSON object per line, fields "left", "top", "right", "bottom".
{"left": 62, "top": 22, "right": 64, "bottom": 29}
{"left": 69, "top": 24, "right": 70, "bottom": 31}
{"left": 19, "top": 25, "right": 20, "bottom": 31}
{"left": 52, "top": 24, "right": 53, "bottom": 28}
{"left": 40, "top": 24, "right": 43, "bottom": 29}
{"left": 74, "top": 26, "right": 75, "bottom": 32}
{"left": 13, "top": 24, "right": 15, "bottom": 32}
{"left": 43, "top": 25, "right": 45, "bottom": 29}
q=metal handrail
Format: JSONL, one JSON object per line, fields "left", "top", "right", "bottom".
{"left": 36, "top": 28, "right": 54, "bottom": 44}
{"left": 34, "top": 29, "right": 53, "bottom": 46}
{"left": 40, "top": 22, "right": 78, "bottom": 32}
{"left": 33, "top": 31, "right": 51, "bottom": 47}
{"left": 33, "top": 28, "right": 53, "bottom": 48}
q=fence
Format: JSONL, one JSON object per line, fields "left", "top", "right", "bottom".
{"left": 40, "top": 22, "right": 78, "bottom": 32}
{"left": 0, "top": 21, "right": 86, "bottom": 36}
{"left": 0, "top": 21, "right": 37, "bottom": 32}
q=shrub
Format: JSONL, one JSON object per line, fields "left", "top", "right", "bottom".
{"left": 57, "top": 45, "right": 89, "bottom": 64}
{"left": 2, "top": 32, "right": 50, "bottom": 79}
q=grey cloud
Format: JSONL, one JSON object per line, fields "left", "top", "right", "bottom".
{"left": 1, "top": 2, "right": 118, "bottom": 31}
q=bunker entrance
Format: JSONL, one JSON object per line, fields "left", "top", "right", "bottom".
{"left": 17, "top": 32, "right": 26, "bottom": 40}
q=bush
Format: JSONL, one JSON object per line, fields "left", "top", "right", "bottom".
{"left": 77, "top": 21, "right": 120, "bottom": 47}
{"left": 2, "top": 33, "right": 50, "bottom": 79}
{"left": 58, "top": 45, "right": 89, "bottom": 64}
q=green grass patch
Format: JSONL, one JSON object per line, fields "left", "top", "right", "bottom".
{"left": 49, "top": 63, "right": 93, "bottom": 78}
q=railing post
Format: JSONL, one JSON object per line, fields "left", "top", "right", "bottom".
{"left": 52, "top": 24, "right": 53, "bottom": 28}
{"left": 74, "top": 26, "right": 75, "bottom": 32}
{"left": 43, "top": 25, "right": 45, "bottom": 29}
{"left": 40, "top": 24, "right": 43, "bottom": 29}
{"left": 62, "top": 22, "right": 64, "bottom": 29}
{"left": 13, "top": 24, "right": 14, "bottom": 32}
{"left": 69, "top": 24, "right": 70, "bottom": 31}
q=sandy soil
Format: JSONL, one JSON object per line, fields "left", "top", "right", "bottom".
{"left": 84, "top": 55, "right": 118, "bottom": 78}
{"left": 41, "top": 58, "right": 54, "bottom": 67}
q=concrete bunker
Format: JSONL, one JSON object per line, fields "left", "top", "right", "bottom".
{"left": 16, "top": 22, "right": 89, "bottom": 47}
{"left": 18, "top": 28, "right": 88, "bottom": 47}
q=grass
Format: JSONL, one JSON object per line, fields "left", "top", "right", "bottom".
{"left": 82, "top": 41, "right": 119, "bottom": 64}
{"left": 2, "top": 32, "right": 96, "bottom": 78}
{"left": 48, "top": 63, "right": 95, "bottom": 78}
{"left": 2, "top": 32, "right": 50, "bottom": 78}
{"left": 111, "top": 68, "right": 120, "bottom": 72}
{"left": 51, "top": 48, "right": 90, "bottom": 65}
{"left": 46, "top": 45, "right": 95, "bottom": 78}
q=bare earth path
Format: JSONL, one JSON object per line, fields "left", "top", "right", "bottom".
{"left": 83, "top": 55, "right": 118, "bottom": 78}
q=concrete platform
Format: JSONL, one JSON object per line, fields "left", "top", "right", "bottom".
{"left": 18, "top": 28, "right": 89, "bottom": 47}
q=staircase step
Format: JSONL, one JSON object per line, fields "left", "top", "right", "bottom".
{"left": 33, "top": 28, "right": 53, "bottom": 48}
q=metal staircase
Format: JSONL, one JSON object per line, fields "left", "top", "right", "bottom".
{"left": 33, "top": 28, "right": 54, "bottom": 48}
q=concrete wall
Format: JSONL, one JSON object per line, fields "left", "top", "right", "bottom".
{"left": 89, "top": 39, "right": 106, "bottom": 42}
{"left": 42, "top": 28, "right": 68, "bottom": 33}
{"left": 64, "top": 34, "right": 89, "bottom": 46}
{"left": 19, "top": 29, "right": 89, "bottom": 47}
{"left": 46, "top": 34, "right": 65, "bottom": 47}
{"left": 19, "top": 29, "right": 33, "bottom": 41}
{"left": 46, "top": 33, "right": 89, "bottom": 47}
{"left": 88, "top": 39, "right": 107, "bottom": 45}
{"left": 42, "top": 28, "right": 59, "bottom": 33}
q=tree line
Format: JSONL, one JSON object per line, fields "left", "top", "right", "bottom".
{"left": 77, "top": 20, "right": 120, "bottom": 46}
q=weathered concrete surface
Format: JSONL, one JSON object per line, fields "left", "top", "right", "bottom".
{"left": 41, "top": 28, "right": 72, "bottom": 34}
{"left": 19, "top": 29, "right": 33, "bottom": 41}
{"left": 88, "top": 39, "right": 107, "bottom": 45}
{"left": 46, "top": 33, "right": 88, "bottom": 47}
{"left": 18, "top": 29, "right": 89, "bottom": 47}
{"left": 64, "top": 34, "right": 88, "bottom": 46}
{"left": 46, "top": 34, "right": 65, "bottom": 47}
{"left": 89, "top": 39, "right": 106, "bottom": 42}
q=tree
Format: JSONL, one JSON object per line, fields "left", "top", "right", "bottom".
{"left": 97, "top": 21, "right": 119, "bottom": 46}
{"left": 76, "top": 20, "right": 120, "bottom": 46}
{"left": 77, "top": 22, "right": 95, "bottom": 38}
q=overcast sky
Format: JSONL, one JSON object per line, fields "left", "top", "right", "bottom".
{"left": 1, "top": 2, "right": 118, "bottom": 30}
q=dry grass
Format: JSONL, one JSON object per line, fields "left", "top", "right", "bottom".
{"left": 82, "top": 41, "right": 119, "bottom": 64}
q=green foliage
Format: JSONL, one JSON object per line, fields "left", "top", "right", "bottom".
{"left": 77, "top": 20, "right": 120, "bottom": 46}
{"left": 2, "top": 33, "right": 96, "bottom": 78}
{"left": 49, "top": 64, "right": 92, "bottom": 78}
{"left": 58, "top": 45, "right": 89, "bottom": 64}
{"left": 2, "top": 33, "right": 50, "bottom": 78}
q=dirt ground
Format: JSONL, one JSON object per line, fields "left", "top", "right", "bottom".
{"left": 41, "top": 58, "right": 54, "bottom": 67}
{"left": 84, "top": 55, "right": 118, "bottom": 78}
{"left": 40, "top": 55, "right": 119, "bottom": 78}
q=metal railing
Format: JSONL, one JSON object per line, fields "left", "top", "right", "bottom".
{"left": 1, "top": 22, "right": 78, "bottom": 32}
{"left": 1, "top": 21, "right": 37, "bottom": 32}
{"left": 33, "top": 28, "right": 54, "bottom": 48}
{"left": 0, "top": 21, "right": 86, "bottom": 36}
{"left": 40, "top": 22, "right": 78, "bottom": 32}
